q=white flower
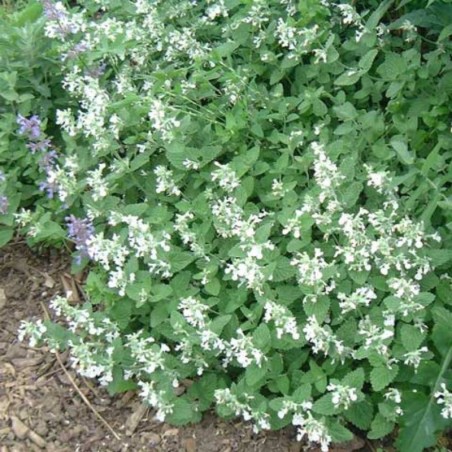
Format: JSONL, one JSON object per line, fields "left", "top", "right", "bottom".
{"left": 435, "top": 383, "right": 452, "bottom": 419}
{"left": 292, "top": 412, "right": 331, "bottom": 452}
{"left": 179, "top": 296, "right": 209, "bottom": 328}
{"left": 291, "top": 248, "right": 328, "bottom": 288}
{"left": 403, "top": 346, "right": 428, "bottom": 370}
{"left": 337, "top": 286, "right": 377, "bottom": 314}
{"left": 327, "top": 382, "right": 358, "bottom": 409}
{"left": 18, "top": 320, "right": 47, "bottom": 347}
{"left": 264, "top": 301, "right": 299, "bottom": 340}
{"left": 384, "top": 388, "right": 402, "bottom": 404}
{"left": 154, "top": 165, "right": 181, "bottom": 196}
{"left": 86, "top": 163, "right": 109, "bottom": 201}
{"left": 211, "top": 162, "right": 240, "bottom": 192}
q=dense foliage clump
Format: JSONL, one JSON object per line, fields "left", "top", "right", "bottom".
{"left": 3, "top": 0, "right": 452, "bottom": 450}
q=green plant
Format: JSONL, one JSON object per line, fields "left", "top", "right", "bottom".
{"left": 15, "top": 1, "right": 452, "bottom": 450}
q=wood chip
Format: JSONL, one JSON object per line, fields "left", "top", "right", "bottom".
{"left": 43, "top": 273, "right": 55, "bottom": 288}
{"left": 60, "top": 273, "right": 80, "bottom": 303}
{"left": 0, "top": 288, "right": 6, "bottom": 310}
{"left": 11, "top": 415, "right": 29, "bottom": 439}
{"left": 182, "top": 437, "right": 197, "bottom": 452}
{"left": 28, "top": 428, "right": 47, "bottom": 448}
{"left": 125, "top": 403, "right": 148, "bottom": 436}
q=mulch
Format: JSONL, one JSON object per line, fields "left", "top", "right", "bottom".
{"left": 0, "top": 241, "right": 374, "bottom": 452}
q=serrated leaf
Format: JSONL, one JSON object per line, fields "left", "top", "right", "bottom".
{"left": 272, "top": 256, "right": 296, "bottom": 282}
{"left": 359, "top": 49, "right": 379, "bottom": 72}
{"left": 166, "top": 397, "right": 202, "bottom": 425}
{"left": 401, "top": 324, "right": 425, "bottom": 352}
{"left": 342, "top": 368, "right": 365, "bottom": 390}
{"left": 303, "top": 296, "right": 330, "bottom": 323}
{"left": 334, "top": 70, "right": 363, "bottom": 86}
{"left": 368, "top": 413, "right": 394, "bottom": 440}
{"left": 327, "top": 420, "right": 354, "bottom": 443}
{"left": 245, "top": 362, "right": 268, "bottom": 386}
{"left": 313, "top": 393, "right": 339, "bottom": 415}
{"left": 345, "top": 400, "right": 374, "bottom": 430}
{"left": 377, "top": 52, "right": 408, "bottom": 81}
{"left": 292, "top": 383, "right": 312, "bottom": 403}
{"left": 253, "top": 323, "right": 271, "bottom": 349}
{"left": 370, "top": 365, "right": 399, "bottom": 392}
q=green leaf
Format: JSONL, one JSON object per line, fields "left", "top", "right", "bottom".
{"left": 327, "top": 420, "right": 354, "bottom": 443}
{"left": 401, "top": 324, "right": 425, "bottom": 352}
{"left": 370, "top": 365, "right": 399, "bottom": 392}
{"left": 245, "top": 362, "right": 268, "bottom": 386}
{"left": 366, "top": 0, "right": 395, "bottom": 29}
{"left": 377, "top": 52, "right": 407, "bottom": 81}
{"left": 110, "top": 298, "right": 134, "bottom": 329}
{"left": 0, "top": 227, "right": 14, "bottom": 247}
{"left": 253, "top": 323, "right": 271, "bottom": 349}
{"left": 427, "top": 249, "right": 452, "bottom": 267}
{"left": 168, "top": 250, "right": 195, "bottom": 272}
{"left": 359, "top": 49, "right": 379, "bottom": 73}
{"left": 368, "top": 413, "right": 394, "bottom": 440}
{"left": 303, "top": 296, "right": 330, "bottom": 323}
{"left": 313, "top": 393, "right": 339, "bottom": 415}
{"left": 342, "top": 368, "right": 365, "bottom": 390}
{"left": 432, "top": 307, "right": 452, "bottom": 356}
{"left": 166, "top": 397, "right": 202, "bottom": 425}
{"left": 272, "top": 256, "right": 296, "bottom": 282}
{"left": 390, "top": 137, "right": 414, "bottom": 165}
{"left": 345, "top": 400, "right": 374, "bottom": 430}
{"left": 333, "top": 102, "right": 358, "bottom": 121}
{"left": 107, "top": 367, "right": 137, "bottom": 395}
{"left": 334, "top": 70, "right": 363, "bottom": 86}
{"left": 292, "top": 383, "right": 312, "bottom": 403}
{"left": 396, "top": 347, "right": 452, "bottom": 452}
{"left": 205, "top": 277, "right": 221, "bottom": 296}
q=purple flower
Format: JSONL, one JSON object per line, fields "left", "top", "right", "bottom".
{"left": 39, "top": 180, "right": 58, "bottom": 199}
{"left": 66, "top": 215, "right": 94, "bottom": 260}
{"left": 26, "top": 138, "right": 52, "bottom": 154}
{"left": 85, "top": 63, "right": 107, "bottom": 78}
{"left": 0, "top": 195, "right": 8, "bottom": 214}
{"left": 41, "top": 0, "right": 67, "bottom": 21}
{"left": 65, "top": 42, "right": 89, "bottom": 60}
{"left": 39, "top": 150, "right": 58, "bottom": 172}
{"left": 17, "top": 114, "right": 42, "bottom": 141}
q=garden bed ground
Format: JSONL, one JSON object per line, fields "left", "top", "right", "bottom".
{"left": 0, "top": 241, "right": 378, "bottom": 452}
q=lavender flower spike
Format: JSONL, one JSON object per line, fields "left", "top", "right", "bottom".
{"left": 0, "top": 195, "right": 9, "bottom": 215}
{"left": 17, "top": 114, "right": 42, "bottom": 141}
{"left": 66, "top": 215, "right": 94, "bottom": 261}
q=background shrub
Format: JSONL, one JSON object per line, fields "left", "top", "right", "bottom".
{"left": 12, "top": 1, "right": 452, "bottom": 450}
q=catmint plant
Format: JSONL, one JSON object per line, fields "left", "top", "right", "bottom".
{"left": 14, "top": 0, "right": 452, "bottom": 450}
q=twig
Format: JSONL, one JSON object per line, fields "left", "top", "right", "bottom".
{"left": 365, "top": 438, "right": 377, "bottom": 452}
{"left": 39, "top": 301, "right": 121, "bottom": 441}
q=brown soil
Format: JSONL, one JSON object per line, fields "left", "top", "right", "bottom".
{"left": 0, "top": 242, "right": 370, "bottom": 452}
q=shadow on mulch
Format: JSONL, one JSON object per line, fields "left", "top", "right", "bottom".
{"left": 0, "top": 241, "right": 379, "bottom": 452}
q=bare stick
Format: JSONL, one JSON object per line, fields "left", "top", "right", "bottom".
{"left": 39, "top": 301, "right": 121, "bottom": 441}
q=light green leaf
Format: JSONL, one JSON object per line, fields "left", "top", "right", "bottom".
{"left": 401, "top": 324, "right": 425, "bottom": 352}
{"left": 345, "top": 400, "right": 374, "bottom": 430}
{"left": 370, "top": 365, "right": 399, "bottom": 392}
{"left": 359, "top": 49, "right": 379, "bottom": 73}
{"left": 368, "top": 413, "right": 394, "bottom": 440}
{"left": 390, "top": 137, "right": 414, "bottom": 164}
